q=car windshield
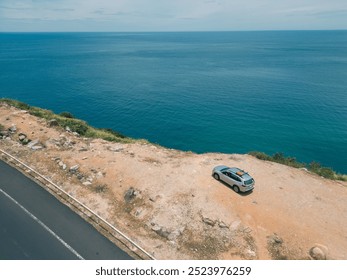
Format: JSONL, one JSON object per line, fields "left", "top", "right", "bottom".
{"left": 244, "top": 178, "right": 254, "bottom": 185}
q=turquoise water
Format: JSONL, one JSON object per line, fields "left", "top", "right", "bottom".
{"left": 0, "top": 31, "right": 346, "bottom": 173}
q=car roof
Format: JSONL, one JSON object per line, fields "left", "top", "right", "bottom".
{"left": 229, "top": 167, "right": 252, "bottom": 180}
{"left": 229, "top": 167, "right": 244, "bottom": 174}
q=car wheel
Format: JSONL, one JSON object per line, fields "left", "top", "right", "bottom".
{"left": 213, "top": 173, "right": 220, "bottom": 180}
{"left": 233, "top": 186, "right": 240, "bottom": 193}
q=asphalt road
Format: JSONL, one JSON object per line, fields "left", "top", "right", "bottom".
{"left": 0, "top": 159, "right": 133, "bottom": 260}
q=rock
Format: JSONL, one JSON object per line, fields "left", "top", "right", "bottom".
{"left": 124, "top": 187, "right": 136, "bottom": 202}
{"left": 157, "top": 228, "right": 170, "bottom": 239}
{"left": 150, "top": 224, "right": 172, "bottom": 239}
{"left": 151, "top": 225, "right": 162, "bottom": 232}
{"left": 134, "top": 208, "right": 143, "bottom": 217}
{"left": 48, "top": 119, "right": 59, "bottom": 127}
{"left": 62, "top": 164, "right": 67, "bottom": 170}
{"left": 8, "top": 124, "right": 17, "bottom": 133}
{"left": 244, "top": 249, "right": 257, "bottom": 259}
{"left": 309, "top": 245, "right": 328, "bottom": 260}
{"left": 65, "top": 126, "right": 71, "bottom": 132}
{"left": 167, "top": 230, "right": 182, "bottom": 241}
{"left": 18, "top": 133, "right": 27, "bottom": 141}
{"left": 149, "top": 195, "right": 161, "bottom": 202}
{"left": 27, "top": 139, "right": 39, "bottom": 149}
{"left": 218, "top": 221, "right": 229, "bottom": 229}
{"left": 69, "top": 165, "right": 79, "bottom": 173}
{"left": 268, "top": 234, "right": 283, "bottom": 244}
{"left": 58, "top": 161, "right": 64, "bottom": 167}
{"left": 0, "top": 130, "right": 9, "bottom": 137}
{"left": 108, "top": 146, "right": 124, "bottom": 152}
{"left": 83, "top": 181, "right": 92, "bottom": 186}
{"left": 72, "top": 132, "right": 79, "bottom": 136}
{"left": 202, "top": 217, "right": 216, "bottom": 226}
{"left": 309, "top": 247, "right": 325, "bottom": 260}
{"left": 25, "top": 138, "right": 44, "bottom": 150}
{"left": 31, "top": 145, "right": 43, "bottom": 150}
{"left": 243, "top": 227, "right": 252, "bottom": 233}
{"left": 79, "top": 147, "right": 88, "bottom": 152}
{"left": 96, "top": 171, "right": 103, "bottom": 179}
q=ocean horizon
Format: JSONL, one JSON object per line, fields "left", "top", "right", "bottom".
{"left": 1, "top": 31, "right": 346, "bottom": 173}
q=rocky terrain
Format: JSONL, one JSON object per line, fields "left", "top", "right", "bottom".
{"left": 1, "top": 102, "right": 347, "bottom": 260}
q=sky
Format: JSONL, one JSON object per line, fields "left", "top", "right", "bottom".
{"left": 0, "top": 0, "right": 347, "bottom": 32}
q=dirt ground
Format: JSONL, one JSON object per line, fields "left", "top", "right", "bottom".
{"left": 1, "top": 103, "right": 347, "bottom": 260}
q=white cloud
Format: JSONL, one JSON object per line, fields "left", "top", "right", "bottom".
{"left": 0, "top": 0, "right": 346, "bottom": 31}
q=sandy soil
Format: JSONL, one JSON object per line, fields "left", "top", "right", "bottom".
{"left": 1, "top": 103, "right": 347, "bottom": 260}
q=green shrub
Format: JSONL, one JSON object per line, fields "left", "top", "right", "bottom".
{"left": 30, "top": 108, "right": 54, "bottom": 119}
{"left": 309, "top": 161, "right": 321, "bottom": 171}
{"left": 0, "top": 123, "right": 4, "bottom": 131}
{"left": 100, "top": 128, "right": 126, "bottom": 139}
{"left": 0, "top": 98, "right": 133, "bottom": 143}
{"left": 59, "top": 111, "right": 74, "bottom": 119}
{"left": 57, "top": 118, "right": 89, "bottom": 135}
{"left": 0, "top": 98, "right": 31, "bottom": 110}
{"left": 308, "top": 162, "right": 337, "bottom": 180}
{"left": 249, "top": 151, "right": 345, "bottom": 181}
{"left": 317, "top": 167, "right": 335, "bottom": 180}
{"left": 248, "top": 151, "right": 271, "bottom": 161}
{"left": 273, "top": 152, "right": 285, "bottom": 161}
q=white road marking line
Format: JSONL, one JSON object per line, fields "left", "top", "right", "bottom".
{"left": 0, "top": 187, "right": 84, "bottom": 260}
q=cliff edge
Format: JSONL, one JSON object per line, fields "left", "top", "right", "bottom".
{"left": 1, "top": 102, "right": 347, "bottom": 259}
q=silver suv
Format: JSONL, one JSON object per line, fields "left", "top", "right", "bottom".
{"left": 212, "top": 165, "right": 255, "bottom": 193}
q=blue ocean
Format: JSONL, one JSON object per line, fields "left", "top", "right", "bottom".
{"left": 0, "top": 31, "right": 346, "bottom": 173}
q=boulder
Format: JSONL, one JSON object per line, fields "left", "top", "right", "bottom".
{"left": 202, "top": 217, "right": 216, "bottom": 226}
{"left": 151, "top": 225, "right": 161, "bottom": 232}
{"left": 48, "top": 119, "right": 59, "bottom": 127}
{"left": 167, "top": 230, "right": 182, "bottom": 241}
{"left": 309, "top": 244, "right": 328, "bottom": 260}
{"left": 0, "top": 130, "right": 9, "bottom": 137}
{"left": 152, "top": 226, "right": 170, "bottom": 239}
{"left": 31, "top": 145, "right": 43, "bottom": 150}
{"left": 218, "top": 221, "right": 229, "bottom": 229}
{"left": 109, "top": 147, "right": 124, "bottom": 152}
{"left": 27, "top": 139, "right": 39, "bottom": 149}
{"left": 8, "top": 124, "right": 17, "bottom": 133}
{"left": 69, "top": 165, "right": 80, "bottom": 173}
{"left": 309, "top": 247, "right": 325, "bottom": 260}
{"left": 124, "top": 187, "right": 136, "bottom": 202}
{"left": 268, "top": 234, "right": 283, "bottom": 244}
{"left": 18, "top": 133, "right": 27, "bottom": 141}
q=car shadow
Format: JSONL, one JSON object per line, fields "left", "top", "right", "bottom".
{"left": 212, "top": 175, "right": 253, "bottom": 196}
